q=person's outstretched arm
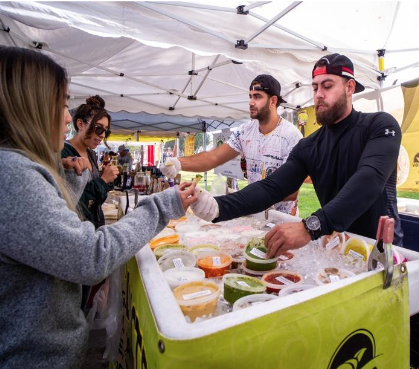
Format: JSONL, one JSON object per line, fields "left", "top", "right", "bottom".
{"left": 160, "top": 143, "right": 239, "bottom": 178}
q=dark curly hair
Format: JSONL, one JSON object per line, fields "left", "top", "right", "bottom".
{"left": 72, "top": 95, "right": 111, "bottom": 146}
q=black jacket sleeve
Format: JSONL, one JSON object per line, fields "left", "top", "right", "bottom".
{"left": 214, "top": 144, "right": 308, "bottom": 222}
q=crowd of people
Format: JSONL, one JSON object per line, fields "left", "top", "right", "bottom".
{"left": 0, "top": 44, "right": 408, "bottom": 368}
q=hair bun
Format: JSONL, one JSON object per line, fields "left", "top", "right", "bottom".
{"left": 86, "top": 95, "right": 105, "bottom": 108}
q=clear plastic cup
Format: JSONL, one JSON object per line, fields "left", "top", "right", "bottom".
{"left": 173, "top": 280, "right": 220, "bottom": 322}
{"left": 232, "top": 293, "right": 278, "bottom": 311}
{"left": 262, "top": 270, "right": 303, "bottom": 293}
{"left": 222, "top": 273, "right": 266, "bottom": 304}
{"left": 153, "top": 244, "right": 187, "bottom": 260}
{"left": 163, "top": 267, "right": 205, "bottom": 290}
{"left": 196, "top": 251, "right": 232, "bottom": 278}
{"left": 158, "top": 250, "right": 196, "bottom": 271}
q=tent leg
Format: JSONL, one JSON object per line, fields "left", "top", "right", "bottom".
{"left": 202, "top": 122, "right": 208, "bottom": 191}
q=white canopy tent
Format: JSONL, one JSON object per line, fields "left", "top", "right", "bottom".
{"left": 1, "top": 1, "right": 419, "bottom": 135}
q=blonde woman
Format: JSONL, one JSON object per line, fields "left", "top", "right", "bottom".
{"left": 0, "top": 46, "right": 197, "bottom": 368}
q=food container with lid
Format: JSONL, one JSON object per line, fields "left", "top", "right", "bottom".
{"left": 163, "top": 267, "right": 205, "bottom": 290}
{"left": 219, "top": 241, "right": 246, "bottom": 269}
{"left": 175, "top": 222, "right": 201, "bottom": 234}
{"left": 342, "top": 237, "right": 372, "bottom": 262}
{"left": 315, "top": 267, "right": 356, "bottom": 285}
{"left": 262, "top": 270, "right": 303, "bottom": 293}
{"left": 158, "top": 250, "right": 196, "bottom": 271}
{"left": 232, "top": 293, "right": 278, "bottom": 311}
{"left": 149, "top": 234, "right": 179, "bottom": 250}
{"left": 222, "top": 273, "right": 266, "bottom": 304}
{"left": 244, "top": 238, "right": 279, "bottom": 272}
{"left": 188, "top": 244, "right": 220, "bottom": 256}
{"left": 153, "top": 244, "right": 187, "bottom": 260}
{"left": 173, "top": 280, "right": 220, "bottom": 322}
{"left": 277, "top": 284, "right": 317, "bottom": 297}
{"left": 196, "top": 251, "right": 232, "bottom": 278}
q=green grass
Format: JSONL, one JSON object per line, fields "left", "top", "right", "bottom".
{"left": 181, "top": 169, "right": 419, "bottom": 219}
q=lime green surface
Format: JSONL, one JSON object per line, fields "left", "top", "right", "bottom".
{"left": 113, "top": 257, "right": 410, "bottom": 369}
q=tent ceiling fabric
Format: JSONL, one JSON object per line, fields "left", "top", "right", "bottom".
{"left": 1, "top": 1, "right": 419, "bottom": 134}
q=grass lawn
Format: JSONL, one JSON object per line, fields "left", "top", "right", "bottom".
{"left": 181, "top": 169, "right": 419, "bottom": 219}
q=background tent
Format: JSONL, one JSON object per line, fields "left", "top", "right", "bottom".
{"left": 1, "top": 0, "right": 419, "bottom": 135}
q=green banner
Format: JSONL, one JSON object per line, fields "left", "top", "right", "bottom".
{"left": 111, "top": 258, "right": 410, "bottom": 369}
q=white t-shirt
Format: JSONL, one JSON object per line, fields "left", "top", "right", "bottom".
{"left": 226, "top": 118, "right": 303, "bottom": 215}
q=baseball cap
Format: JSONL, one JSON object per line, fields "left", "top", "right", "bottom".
{"left": 250, "top": 74, "right": 286, "bottom": 104}
{"left": 312, "top": 53, "right": 365, "bottom": 93}
{"left": 118, "top": 144, "right": 127, "bottom": 153}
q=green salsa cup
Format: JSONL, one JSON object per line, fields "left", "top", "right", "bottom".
{"left": 244, "top": 238, "right": 279, "bottom": 271}
{"left": 223, "top": 273, "right": 266, "bottom": 304}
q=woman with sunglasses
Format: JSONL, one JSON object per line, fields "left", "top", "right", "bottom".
{"left": 62, "top": 96, "right": 118, "bottom": 229}
{"left": 0, "top": 46, "right": 197, "bottom": 368}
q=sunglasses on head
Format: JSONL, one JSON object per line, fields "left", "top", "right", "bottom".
{"left": 93, "top": 125, "right": 111, "bottom": 138}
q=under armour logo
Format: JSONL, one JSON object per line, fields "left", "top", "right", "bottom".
{"left": 385, "top": 129, "right": 396, "bottom": 136}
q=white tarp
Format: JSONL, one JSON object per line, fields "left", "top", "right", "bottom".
{"left": 1, "top": 1, "right": 418, "bottom": 133}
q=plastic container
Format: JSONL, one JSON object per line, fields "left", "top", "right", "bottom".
{"left": 278, "top": 284, "right": 317, "bottom": 297}
{"left": 277, "top": 251, "right": 295, "bottom": 262}
{"left": 163, "top": 267, "right": 205, "bottom": 290}
{"left": 320, "top": 232, "right": 347, "bottom": 252}
{"left": 342, "top": 237, "right": 372, "bottom": 262}
{"left": 167, "top": 216, "right": 187, "bottom": 229}
{"left": 223, "top": 273, "right": 266, "bottom": 304}
{"left": 184, "top": 231, "right": 216, "bottom": 246}
{"left": 241, "top": 263, "right": 275, "bottom": 277}
{"left": 262, "top": 270, "right": 303, "bottom": 293}
{"left": 196, "top": 251, "right": 232, "bottom": 278}
{"left": 232, "top": 293, "right": 278, "bottom": 311}
{"left": 315, "top": 267, "right": 356, "bottom": 285}
{"left": 153, "top": 244, "right": 187, "bottom": 260}
{"left": 149, "top": 234, "right": 179, "bottom": 250}
{"left": 200, "top": 223, "right": 222, "bottom": 231}
{"left": 173, "top": 280, "right": 221, "bottom": 322}
{"left": 158, "top": 250, "right": 196, "bottom": 271}
{"left": 188, "top": 244, "right": 220, "bottom": 256}
{"left": 219, "top": 241, "right": 246, "bottom": 269}
{"left": 244, "top": 238, "right": 279, "bottom": 272}
{"left": 175, "top": 222, "right": 201, "bottom": 234}
{"left": 154, "top": 227, "right": 175, "bottom": 238}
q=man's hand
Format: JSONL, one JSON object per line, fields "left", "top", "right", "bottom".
{"left": 101, "top": 163, "right": 119, "bottom": 183}
{"left": 160, "top": 157, "right": 181, "bottom": 178}
{"left": 264, "top": 222, "right": 311, "bottom": 258}
{"left": 178, "top": 182, "right": 198, "bottom": 211}
{"left": 62, "top": 156, "right": 90, "bottom": 176}
{"left": 190, "top": 186, "right": 219, "bottom": 222}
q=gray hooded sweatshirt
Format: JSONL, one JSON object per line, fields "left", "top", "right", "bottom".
{"left": 0, "top": 149, "right": 185, "bottom": 368}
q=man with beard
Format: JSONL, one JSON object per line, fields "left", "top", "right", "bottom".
{"left": 160, "top": 74, "right": 302, "bottom": 215}
{"left": 190, "top": 53, "right": 403, "bottom": 251}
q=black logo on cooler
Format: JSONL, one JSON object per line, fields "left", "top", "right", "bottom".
{"left": 328, "top": 329, "right": 381, "bottom": 369}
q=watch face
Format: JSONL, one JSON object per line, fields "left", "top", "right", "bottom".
{"left": 306, "top": 215, "right": 320, "bottom": 231}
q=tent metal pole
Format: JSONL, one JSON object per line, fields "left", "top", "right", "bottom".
{"left": 149, "top": 1, "right": 236, "bottom": 13}
{"left": 248, "top": 9, "right": 324, "bottom": 50}
{"left": 243, "top": 2, "right": 271, "bottom": 12}
{"left": 192, "top": 55, "right": 220, "bottom": 97}
{"left": 137, "top": 2, "right": 236, "bottom": 44}
{"left": 245, "top": 2, "right": 302, "bottom": 44}
{"left": 202, "top": 121, "right": 208, "bottom": 190}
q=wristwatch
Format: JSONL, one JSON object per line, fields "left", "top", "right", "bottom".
{"left": 302, "top": 215, "right": 322, "bottom": 241}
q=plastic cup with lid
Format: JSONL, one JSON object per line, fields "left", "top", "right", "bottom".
{"left": 173, "top": 280, "right": 221, "bottom": 322}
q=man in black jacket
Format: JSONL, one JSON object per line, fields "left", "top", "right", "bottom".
{"left": 191, "top": 53, "right": 403, "bottom": 256}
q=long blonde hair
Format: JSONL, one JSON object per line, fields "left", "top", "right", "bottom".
{"left": 0, "top": 46, "right": 75, "bottom": 210}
